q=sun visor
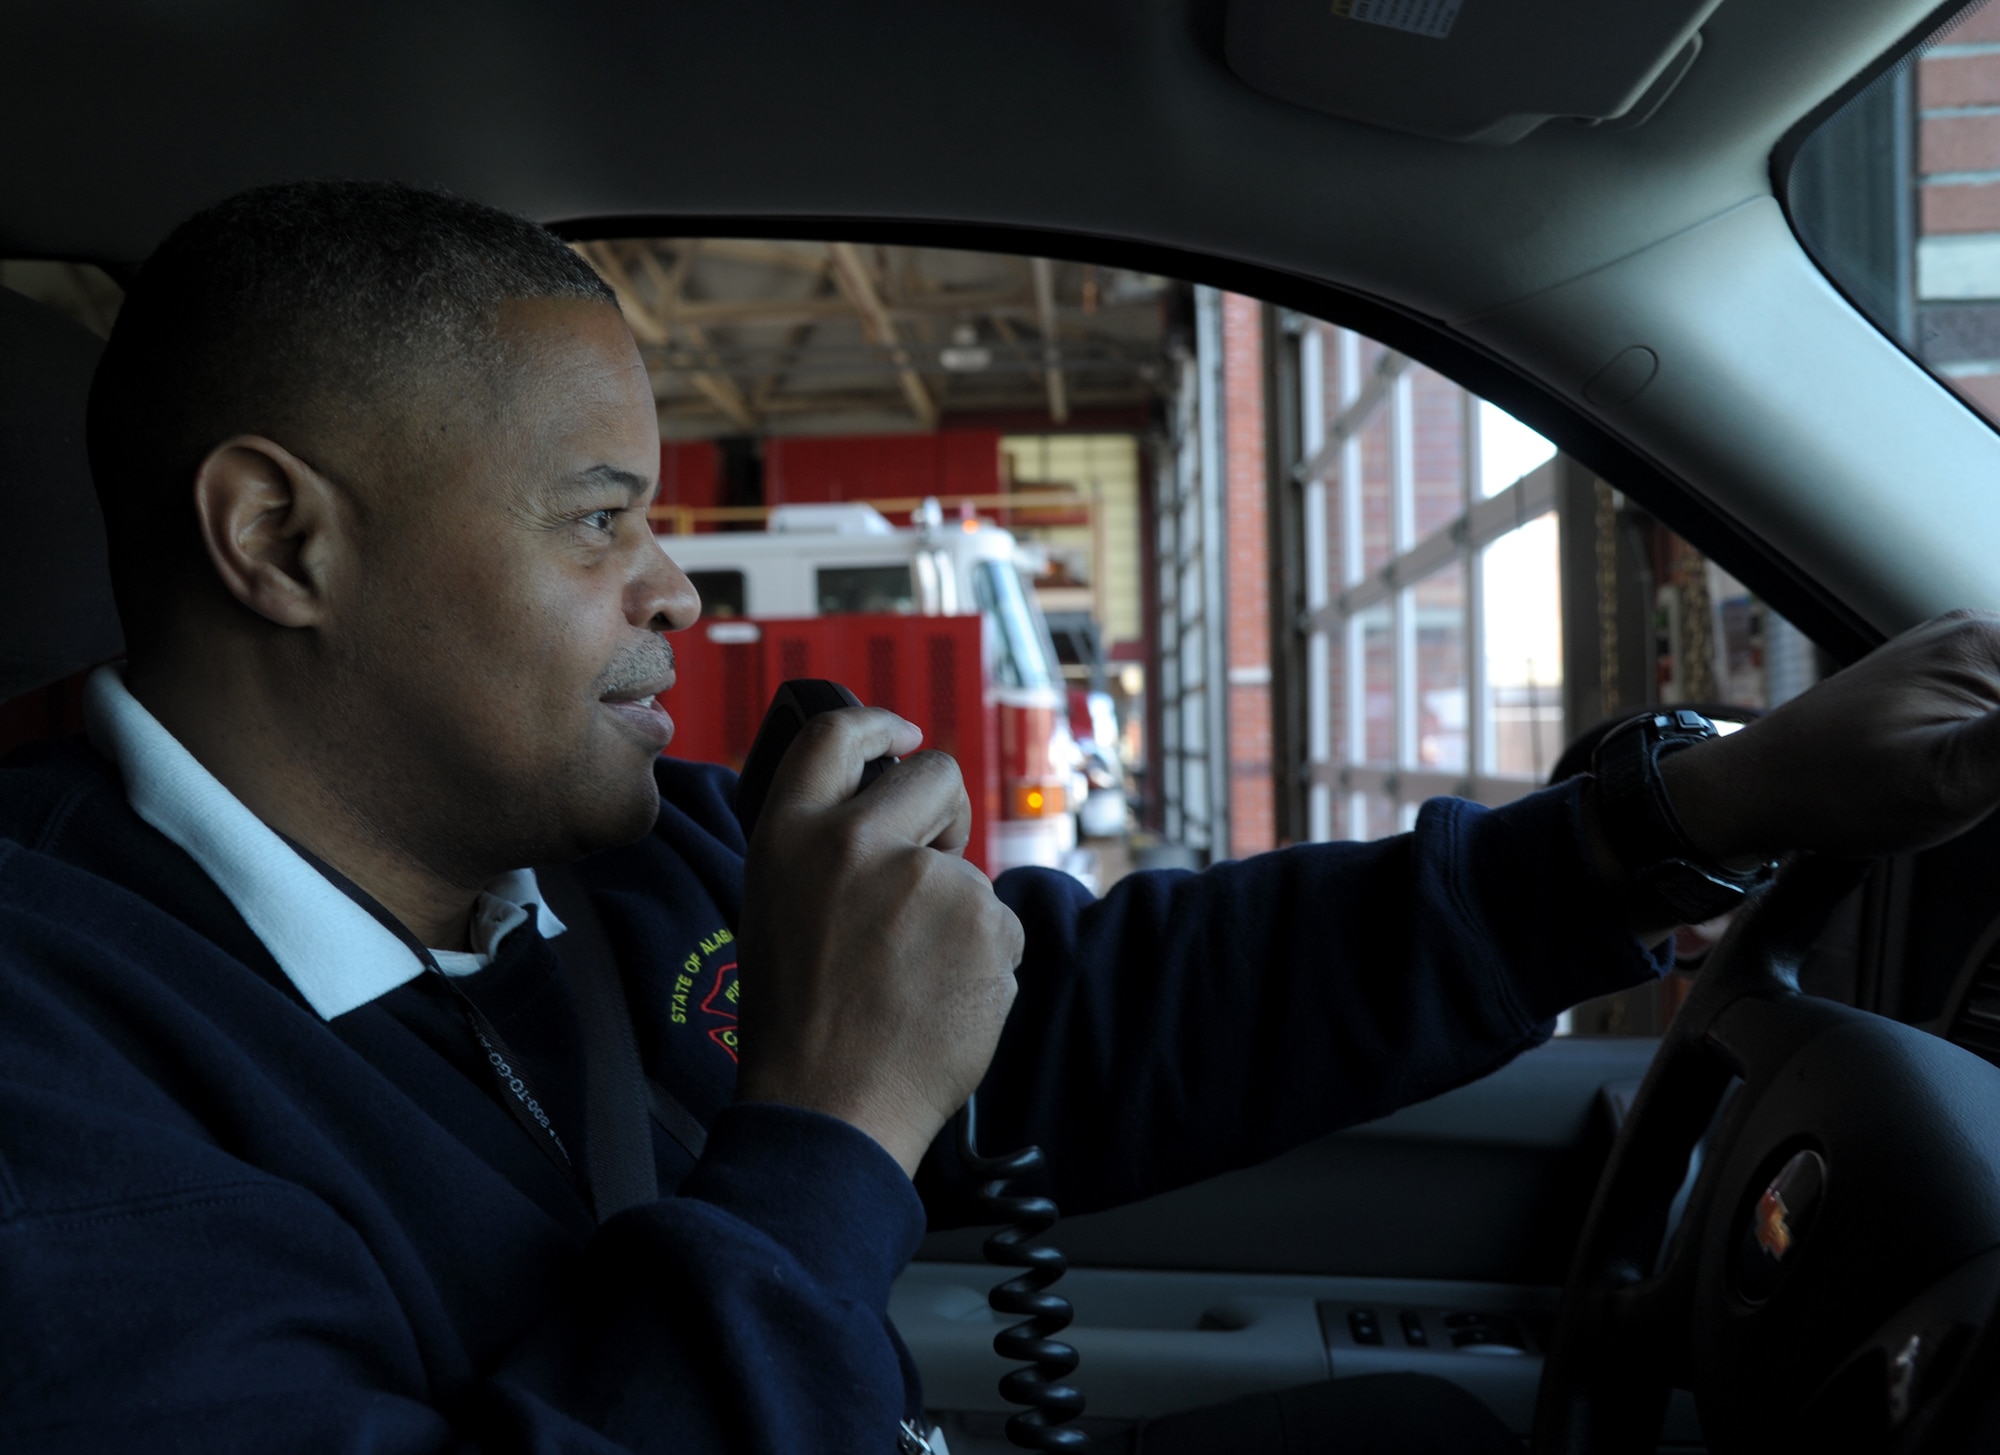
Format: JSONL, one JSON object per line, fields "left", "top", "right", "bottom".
{"left": 1225, "top": 0, "right": 1723, "bottom": 145}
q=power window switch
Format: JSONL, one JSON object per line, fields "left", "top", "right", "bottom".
{"left": 1450, "top": 1327, "right": 1527, "bottom": 1356}
{"left": 1347, "top": 1308, "right": 1383, "bottom": 1345}
{"left": 1400, "top": 1311, "right": 1428, "bottom": 1347}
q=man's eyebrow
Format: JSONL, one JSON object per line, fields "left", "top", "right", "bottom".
{"left": 554, "top": 464, "right": 653, "bottom": 497}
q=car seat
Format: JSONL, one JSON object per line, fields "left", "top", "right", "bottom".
{"left": 0, "top": 284, "right": 123, "bottom": 753}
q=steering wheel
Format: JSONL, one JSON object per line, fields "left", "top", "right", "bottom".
{"left": 1532, "top": 855, "right": 2000, "bottom": 1454}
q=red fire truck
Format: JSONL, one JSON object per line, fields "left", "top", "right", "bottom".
{"left": 655, "top": 502, "right": 1085, "bottom": 878}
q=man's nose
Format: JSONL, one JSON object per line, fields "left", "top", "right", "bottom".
{"left": 629, "top": 535, "right": 701, "bottom": 633}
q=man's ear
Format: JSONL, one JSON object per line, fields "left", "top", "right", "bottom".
{"left": 190, "top": 436, "right": 347, "bottom": 629}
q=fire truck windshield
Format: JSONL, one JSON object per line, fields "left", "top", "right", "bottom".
{"left": 815, "top": 564, "right": 916, "bottom": 615}
{"left": 970, "top": 559, "right": 1060, "bottom": 692}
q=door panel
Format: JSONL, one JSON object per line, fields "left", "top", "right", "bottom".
{"left": 897, "top": 1037, "right": 1701, "bottom": 1448}
{"left": 915, "top": 1036, "right": 1656, "bottom": 1281}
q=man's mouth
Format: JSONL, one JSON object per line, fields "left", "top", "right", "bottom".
{"left": 600, "top": 676, "right": 676, "bottom": 749}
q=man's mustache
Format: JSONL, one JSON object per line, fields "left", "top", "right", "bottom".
{"left": 596, "top": 638, "right": 676, "bottom": 699}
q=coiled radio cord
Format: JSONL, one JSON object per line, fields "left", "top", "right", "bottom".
{"left": 954, "top": 1097, "right": 1090, "bottom": 1451}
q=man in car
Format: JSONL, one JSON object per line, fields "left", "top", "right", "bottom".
{"left": 5, "top": 178, "right": 2000, "bottom": 1454}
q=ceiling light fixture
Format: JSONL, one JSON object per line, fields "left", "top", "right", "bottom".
{"left": 940, "top": 322, "right": 992, "bottom": 373}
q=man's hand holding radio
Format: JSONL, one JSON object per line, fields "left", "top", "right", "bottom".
{"left": 733, "top": 707, "right": 1025, "bottom": 1177}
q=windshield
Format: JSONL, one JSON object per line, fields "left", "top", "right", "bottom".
{"left": 971, "top": 558, "right": 1060, "bottom": 692}
{"left": 1790, "top": 0, "right": 2000, "bottom": 427}
{"left": 815, "top": 564, "right": 915, "bottom": 614}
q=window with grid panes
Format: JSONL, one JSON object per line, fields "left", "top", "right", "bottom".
{"left": 1298, "top": 323, "right": 1564, "bottom": 843}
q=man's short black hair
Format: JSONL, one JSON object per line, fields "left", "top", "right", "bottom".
{"left": 87, "top": 178, "right": 617, "bottom": 645}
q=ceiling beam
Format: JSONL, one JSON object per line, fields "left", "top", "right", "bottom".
{"left": 640, "top": 330, "right": 1160, "bottom": 377}
{"left": 583, "top": 240, "right": 756, "bottom": 432}
{"left": 624, "top": 240, "right": 758, "bottom": 432}
{"left": 828, "top": 241, "right": 937, "bottom": 428}
{"left": 575, "top": 240, "right": 668, "bottom": 345}
{"left": 657, "top": 382, "right": 1151, "bottom": 419}
{"left": 642, "top": 238, "right": 699, "bottom": 306}
{"left": 1030, "top": 257, "right": 1070, "bottom": 425}
{"left": 606, "top": 289, "right": 1034, "bottom": 330}
{"left": 657, "top": 391, "right": 915, "bottom": 420}
{"left": 754, "top": 259, "right": 835, "bottom": 411}
{"left": 694, "top": 237, "right": 837, "bottom": 272}
{"left": 586, "top": 237, "right": 1167, "bottom": 434}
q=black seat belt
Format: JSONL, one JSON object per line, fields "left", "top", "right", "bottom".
{"left": 536, "top": 865, "right": 708, "bottom": 1217}
{"left": 645, "top": 1078, "right": 711, "bottom": 1164}
{"left": 535, "top": 864, "right": 658, "bottom": 1218}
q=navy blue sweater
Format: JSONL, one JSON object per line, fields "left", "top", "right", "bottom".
{"left": 0, "top": 739, "right": 1662, "bottom": 1452}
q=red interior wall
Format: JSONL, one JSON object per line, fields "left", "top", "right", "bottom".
{"left": 765, "top": 430, "right": 1000, "bottom": 510}
{"left": 663, "top": 613, "right": 994, "bottom": 874}
{"left": 657, "top": 441, "right": 722, "bottom": 513}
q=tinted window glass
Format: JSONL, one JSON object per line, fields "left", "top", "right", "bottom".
{"left": 685, "top": 569, "right": 745, "bottom": 618}
{"left": 816, "top": 564, "right": 914, "bottom": 615}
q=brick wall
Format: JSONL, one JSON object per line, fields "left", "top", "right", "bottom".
{"left": 1410, "top": 367, "right": 1464, "bottom": 533}
{"left": 1222, "top": 293, "right": 1276, "bottom": 857}
{"left": 1917, "top": 4, "right": 2000, "bottom": 420}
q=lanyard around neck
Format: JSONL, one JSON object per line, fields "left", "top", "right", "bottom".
{"left": 277, "top": 835, "right": 579, "bottom": 1189}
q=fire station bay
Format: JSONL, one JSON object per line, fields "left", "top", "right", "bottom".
{"left": 12, "top": 233, "right": 1888, "bottom": 1039}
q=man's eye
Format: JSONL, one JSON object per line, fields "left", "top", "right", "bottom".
{"left": 580, "top": 508, "right": 620, "bottom": 534}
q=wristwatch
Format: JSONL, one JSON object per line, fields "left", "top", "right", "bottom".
{"left": 1590, "top": 708, "right": 1778, "bottom": 926}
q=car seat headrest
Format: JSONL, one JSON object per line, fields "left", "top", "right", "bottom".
{"left": 0, "top": 285, "right": 123, "bottom": 703}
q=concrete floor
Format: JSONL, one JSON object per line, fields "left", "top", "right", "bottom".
{"left": 1083, "top": 834, "right": 1135, "bottom": 894}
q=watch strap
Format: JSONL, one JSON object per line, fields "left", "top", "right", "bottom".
{"left": 1592, "top": 709, "right": 1776, "bottom": 926}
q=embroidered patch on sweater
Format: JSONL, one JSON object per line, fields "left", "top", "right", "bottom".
{"left": 669, "top": 926, "right": 739, "bottom": 1061}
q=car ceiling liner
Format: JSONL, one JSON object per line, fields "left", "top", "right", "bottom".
{"left": 1225, "top": 0, "right": 1725, "bottom": 144}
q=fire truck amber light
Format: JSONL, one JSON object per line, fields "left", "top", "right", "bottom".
{"left": 1008, "top": 784, "right": 1066, "bottom": 819}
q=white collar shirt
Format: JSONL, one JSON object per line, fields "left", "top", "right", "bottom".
{"left": 81, "top": 664, "right": 566, "bottom": 1020}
